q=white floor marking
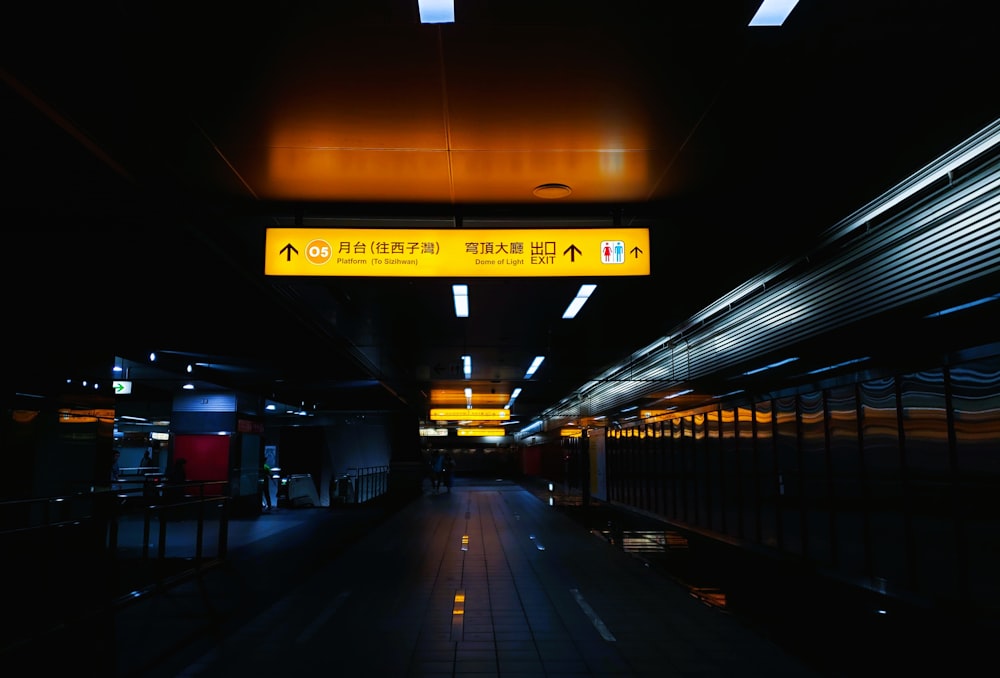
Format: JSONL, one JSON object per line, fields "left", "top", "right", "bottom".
{"left": 570, "top": 588, "right": 617, "bottom": 641}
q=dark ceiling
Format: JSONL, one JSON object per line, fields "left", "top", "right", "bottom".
{"left": 5, "top": 1, "right": 997, "bottom": 428}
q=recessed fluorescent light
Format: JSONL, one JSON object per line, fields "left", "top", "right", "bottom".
{"left": 524, "top": 356, "right": 545, "bottom": 379}
{"left": 15, "top": 391, "right": 45, "bottom": 399}
{"left": 805, "top": 357, "right": 871, "bottom": 376}
{"left": 418, "top": 0, "right": 454, "bottom": 24}
{"left": 562, "top": 283, "right": 597, "bottom": 319}
{"left": 748, "top": 0, "right": 799, "bottom": 27}
{"left": 743, "top": 356, "right": 799, "bottom": 376}
{"left": 714, "top": 389, "right": 745, "bottom": 400}
{"left": 453, "top": 284, "right": 469, "bottom": 317}
{"left": 924, "top": 294, "right": 999, "bottom": 318}
{"left": 520, "top": 420, "right": 543, "bottom": 435}
{"left": 505, "top": 387, "right": 522, "bottom": 409}
{"left": 663, "top": 389, "right": 693, "bottom": 400}
{"left": 462, "top": 355, "right": 472, "bottom": 379}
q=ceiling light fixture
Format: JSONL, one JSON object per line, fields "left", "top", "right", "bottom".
{"left": 661, "top": 389, "right": 693, "bottom": 401}
{"left": 453, "top": 284, "right": 469, "bottom": 318}
{"left": 924, "top": 293, "right": 1000, "bottom": 318}
{"left": 505, "top": 387, "right": 522, "bottom": 410}
{"left": 562, "top": 284, "right": 597, "bottom": 319}
{"left": 748, "top": 0, "right": 799, "bottom": 26}
{"left": 462, "top": 355, "right": 472, "bottom": 379}
{"left": 524, "top": 356, "right": 545, "bottom": 379}
{"left": 532, "top": 183, "right": 572, "bottom": 199}
{"left": 743, "top": 356, "right": 799, "bottom": 376}
{"left": 417, "top": 0, "right": 454, "bottom": 24}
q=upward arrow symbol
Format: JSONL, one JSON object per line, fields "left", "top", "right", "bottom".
{"left": 281, "top": 243, "right": 299, "bottom": 261}
{"left": 563, "top": 244, "right": 582, "bottom": 261}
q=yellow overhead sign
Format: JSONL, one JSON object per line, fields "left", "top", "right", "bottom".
{"left": 264, "top": 227, "right": 649, "bottom": 277}
{"left": 429, "top": 408, "right": 511, "bottom": 421}
{"left": 456, "top": 427, "right": 508, "bottom": 437}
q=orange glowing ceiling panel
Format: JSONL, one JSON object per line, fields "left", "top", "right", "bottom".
{"left": 445, "top": 84, "right": 656, "bottom": 153}
{"left": 263, "top": 98, "right": 448, "bottom": 151}
{"left": 259, "top": 147, "right": 453, "bottom": 201}
{"left": 449, "top": 149, "right": 655, "bottom": 202}
{"left": 204, "top": 23, "right": 696, "bottom": 204}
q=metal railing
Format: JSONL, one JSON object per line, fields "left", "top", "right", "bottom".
{"left": 1, "top": 480, "right": 231, "bottom": 602}
{"left": 336, "top": 465, "right": 390, "bottom": 505}
{"left": 1, "top": 481, "right": 232, "bottom": 664}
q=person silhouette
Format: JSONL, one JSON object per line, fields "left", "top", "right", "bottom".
{"left": 430, "top": 452, "right": 445, "bottom": 493}
{"left": 139, "top": 449, "right": 157, "bottom": 500}
{"left": 443, "top": 454, "right": 456, "bottom": 493}
{"left": 261, "top": 462, "right": 273, "bottom": 510}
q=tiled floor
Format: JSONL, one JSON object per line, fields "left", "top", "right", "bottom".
{"left": 122, "top": 478, "right": 821, "bottom": 677}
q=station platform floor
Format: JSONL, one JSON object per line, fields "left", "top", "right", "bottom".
{"left": 100, "top": 476, "right": 988, "bottom": 677}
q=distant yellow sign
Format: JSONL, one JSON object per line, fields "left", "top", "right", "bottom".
{"left": 430, "top": 408, "right": 511, "bottom": 421}
{"left": 265, "top": 227, "right": 649, "bottom": 277}
{"left": 457, "top": 427, "right": 507, "bottom": 437}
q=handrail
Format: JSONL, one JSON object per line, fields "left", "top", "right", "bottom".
{"left": 1, "top": 481, "right": 232, "bottom": 659}
{"left": 1, "top": 481, "right": 231, "bottom": 594}
{"left": 341, "top": 464, "right": 391, "bottom": 504}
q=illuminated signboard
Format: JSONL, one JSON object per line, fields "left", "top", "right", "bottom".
{"left": 264, "top": 227, "right": 650, "bottom": 277}
{"left": 560, "top": 428, "right": 583, "bottom": 437}
{"left": 429, "top": 408, "right": 511, "bottom": 421}
{"left": 113, "top": 380, "right": 133, "bottom": 395}
{"left": 457, "top": 427, "right": 507, "bottom": 437}
{"left": 58, "top": 408, "right": 115, "bottom": 424}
